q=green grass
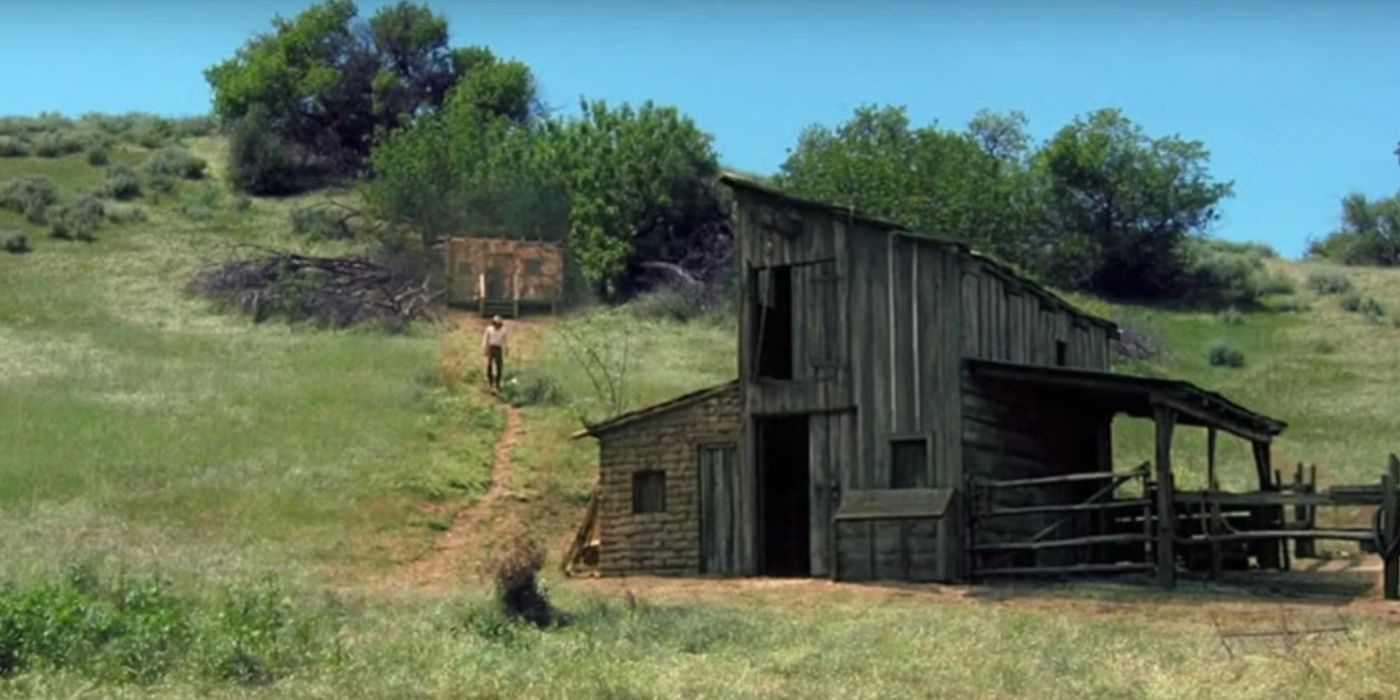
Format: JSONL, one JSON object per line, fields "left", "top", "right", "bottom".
{"left": 0, "top": 141, "right": 498, "bottom": 586}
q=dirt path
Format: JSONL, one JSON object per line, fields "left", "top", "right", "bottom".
{"left": 389, "top": 395, "right": 523, "bottom": 592}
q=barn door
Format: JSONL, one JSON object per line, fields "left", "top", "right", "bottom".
{"left": 699, "top": 443, "right": 741, "bottom": 575}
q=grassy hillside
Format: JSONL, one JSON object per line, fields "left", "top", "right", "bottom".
{"left": 0, "top": 138, "right": 500, "bottom": 587}
{"left": 6, "top": 136, "right": 1400, "bottom": 697}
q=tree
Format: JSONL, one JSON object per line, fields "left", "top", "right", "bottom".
{"left": 1032, "top": 109, "right": 1234, "bottom": 298}
{"left": 1307, "top": 193, "right": 1400, "bottom": 266}
{"left": 206, "top": 0, "right": 535, "bottom": 192}
{"left": 540, "top": 99, "right": 725, "bottom": 297}
{"left": 775, "top": 105, "right": 1038, "bottom": 263}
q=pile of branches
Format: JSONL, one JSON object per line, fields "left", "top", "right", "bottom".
{"left": 1112, "top": 321, "right": 1170, "bottom": 364}
{"left": 190, "top": 252, "right": 437, "bottom": 329}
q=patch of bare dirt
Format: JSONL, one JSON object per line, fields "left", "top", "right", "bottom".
{"left": 385, "top": 396, "right": 524, "bottom": 593}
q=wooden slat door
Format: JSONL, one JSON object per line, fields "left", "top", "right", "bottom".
{"left": 700, "top": 444, "right": 741, "bottom": 575}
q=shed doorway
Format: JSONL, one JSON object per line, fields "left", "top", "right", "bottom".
{"left": 756, "top": 416, "right": 810, "bottom": 576}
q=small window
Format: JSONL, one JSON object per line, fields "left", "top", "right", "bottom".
{"left": 1055, "top": 340, "right": 1068, "bottom": 367}
{"left": 632, "top": 470, "right": 667, "bottom": 514}
{"left": 891, "top": 438, "right": 929, "bottom": 489}
{"left": 524, "top": 259, "right": 543, "bottom": 275}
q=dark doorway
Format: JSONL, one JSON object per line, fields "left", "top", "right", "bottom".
{"left": 756, "top": 415, "right": 810, "bottom": 576}
{"left": 753, "top": 266, "right": 794, "bottom": 379}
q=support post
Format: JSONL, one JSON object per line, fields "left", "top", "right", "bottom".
{"left": 1206, "top": 428, "right": 1218, "bottom": 491}
{"left": 1154, "top": 404, "right": 1177, "bottom": 589}
{"left": 1384, "top": 456, "right": 1400, "bottom": 601}
{"left": 1252, "top": 440, "right": 1282, "bottom": 570}
{"left": 1295, "top": 463, "right": 1316, "bottom": 558}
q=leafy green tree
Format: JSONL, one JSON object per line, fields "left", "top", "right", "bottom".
{"left": 1307, "top": 192, "right": 1400, "bottom": 266}
{"left": 1033, "top": 108, "right": 1234, "bottom": 298}
{"left": 206, "top": 0, "right": 533, "bottom": 192}
{"left": 776, "top": 105, "right": 1037, "bottom": 263}
{"left": 541, "top": 99, "right": 723, "bottom": 296}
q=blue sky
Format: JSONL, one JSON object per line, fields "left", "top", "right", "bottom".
{"left": 3, "top": 1, "right": 1399, "bottom": 258}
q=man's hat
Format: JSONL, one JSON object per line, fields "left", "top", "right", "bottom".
{"left": 492, "top": 315, "right": 503, "bottom": 323}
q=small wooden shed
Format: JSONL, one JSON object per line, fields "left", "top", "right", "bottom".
{"left": 439, "top": 236, "right": 564, "bottom": 317}
{"left": 574, "top": 174, "right": 1400, "bottom": 594}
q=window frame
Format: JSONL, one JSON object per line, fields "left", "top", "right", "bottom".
{"left": 631, "top": 469, "right": 667, "bottom": 514}
{"left": 889, "top": 434, "right": 933, "bottom": 489}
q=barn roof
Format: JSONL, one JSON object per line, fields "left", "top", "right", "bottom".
{"left": 718, "top": 172, "right": 1119, "bottom": 337}
{"left": 967, "top": 360, "right": 1287, "bottom": 441}
{"left": 572, "top": 380, "right": 739, "bottom": 439}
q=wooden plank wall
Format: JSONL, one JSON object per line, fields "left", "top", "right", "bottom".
{"left": 835, "top": 519, "right": 941, "bottom": 581}
{"left": 962, "top": 377, "right": 1112, "bottom": 567}
{"left": 960, "top": 261, "right": 1112, "bottom": 371}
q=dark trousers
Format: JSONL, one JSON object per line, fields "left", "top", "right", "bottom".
{"left": 486, "top": 345, "right": 504, "bottom": 389}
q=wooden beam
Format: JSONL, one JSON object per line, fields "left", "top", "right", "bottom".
{"left": 975, "top": 562, "right": 1153, "bottom": 577}
{"left": 1154, "top": 404, "right": 1177, "bottom": 589}
{"left": 1384, "top": 456, "right": 1399, "bottom": 601}
{"left": 971, "top": 533, "right": 1151, "bottom": 552}
{"left": 1252, "top": 439, "right": 1282, "bottom": 570}
{"left": 1156, "top": 395, "right": 1274, "bottom": 444}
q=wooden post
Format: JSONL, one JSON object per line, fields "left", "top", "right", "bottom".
{"left": 1295, "top": 463, "right": 1316, "bottom": 558}
{"left": 1206, "top": 428, "right": 1218, "bottom": 491}
{"left": 1252, "top": 440, "right": 1281, "bottom": 570}
{"left": 1384, "top": 456, "right": 1400, "bottom": 601}
{"left": 1153, "top": 404, "right": 1177, "bottom": 589}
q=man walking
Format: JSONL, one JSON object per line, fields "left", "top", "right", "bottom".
{"left": 482, "top": 315, "right": 508, "bottom": 392}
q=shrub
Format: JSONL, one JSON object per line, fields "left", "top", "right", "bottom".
{"left": 1343, "top": 295, "right": 1388, "bottom": 324}
{"left": 0, "top": 136, "right": 27, "bottom": 157}
{"left": 0, "top": 568, "right": 331, "bottom": 686}
{"left": 289, "top": 206, "right": 350, "bottom": 240}
{"left": 1257, "top": 271, "right": 1296, "bottom": 296}
{"left": 227, "top": 110, "right": 316, "bottom": 195}
{"left": 146, "top": 145, "right": 206, "bottom": 180}
{"left": 1307, "top": 271, "right": 1353, "bottom": 295}
{"left": 105, "top": 204, "right": 148, "bottom": 224}
{"left": 148, "top": 173, "right": 176, "bottom": 195}
{"left": 1207, "top": 339, "right": 1245, "bottom": 368}
{"left": 179, "top": 184, "right": 221, "bottom": 221}
{"left": 499, "top": 371, "right": 567, "bottom": 407}
{"left": 102, "top": 164, "right": 142, "bottom": 200}
{"left": 86, "top": 147, "right": 110, "bottom": 166}
{"left": 50, "top": 196, "right": 105, "bottom": 241}
{"left": 477, "top": 526, "right": 552, "bottom": 628}
{"left": 0, "top": 176, "right": 60, "bottom": 224}
{"left": 1218, "top": 307, "right": 1245, "bottom": 325}
{"left": 1312, "top": 339, "right": 1337, "bottom": 355}
{"left": 2, "top": 229, "right": 28, "bottom": 254}
{"left": 1273, "top": 297, "right": 1312, "bottom": 313}
{"left": 1179, "top": 240, "right": 1267, "bottom": 309}
{"left": 30, "top": 130, "right": 86, "bottom": 158}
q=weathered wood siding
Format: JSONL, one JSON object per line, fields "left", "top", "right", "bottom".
{"left": 835, "top": 519, "right": 941, "bottom": 581}
{"left": 440, "top": 236, "right": 564, "bottom": 307}
{"left": 596, "top": 385, "right": 743, "bottom": 576}
{"left": 959, "top": 259, "right": 1112, "bottom": 370}
{"left": 962, "top": 377, "right": 1114, "bottom": 566}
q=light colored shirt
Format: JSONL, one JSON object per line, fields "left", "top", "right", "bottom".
{"left": 482, "top": 324, "right": 508, "bottom": 349}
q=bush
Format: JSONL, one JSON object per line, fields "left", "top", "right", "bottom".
{"left": 477, "top": 526, "right": 552, "bottom": 628}
{"left": 30, "top": 130, "right": 86, "bottom": 158}
{"left": 0, "top": 136, "right": 27, "bottom": 157}
{"left": 289, "top": 206, "right": 351, "bottom": 240}
{"left": 499, "top": 371, "right": 567, "bottom": 407}
{"left": 86, "top": 147, "right": 110, "bottom": 166}
{"left": 1257, "top": 271, "right": 1296, "bottom": 296}
{"left": 102, "top": 164, "right": 142, "bottom": 200}
{"left": 0, "top": 568, "right": 332, "bottom": 686}
{"left": 0, "top": 176, "right": 60, "bottom": 224}
{"left": 49, "top": 196, "right": 105, "bottom": 241}
{"left": 1207, "top": 339, "right": 1245, "bottom": 368}
{"left": 105, "top": 204, "right": 148, "bottom": 224}
{"left": 1341, "top": 294, "right": 1387, "bottom": 324}
{"left": 146, "top": 145, "right": 206, "bottom": 180}
{"left": 1178, "top": 240, "right": 1268, "bottom": 309}
{"left": 179, "top": 184, "right": 221, "bottom": 221}
{"left": 227, "top": 110, "right": 313, "bottom": 195}
{"left": 148, "top": 173, "right": 176, "bottom": 195}
{"left": 1307, "top": 271, "right": 1353, "bottom": 295}
{"left": 2, "top": 229, "right": 28, "bottom": 254}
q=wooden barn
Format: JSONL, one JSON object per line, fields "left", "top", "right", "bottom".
{"left": 572, "top": 174, "right": 1400, "bottom": 594}
{"left": 439, "top": 236, "right": 564, "bottom": 317}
